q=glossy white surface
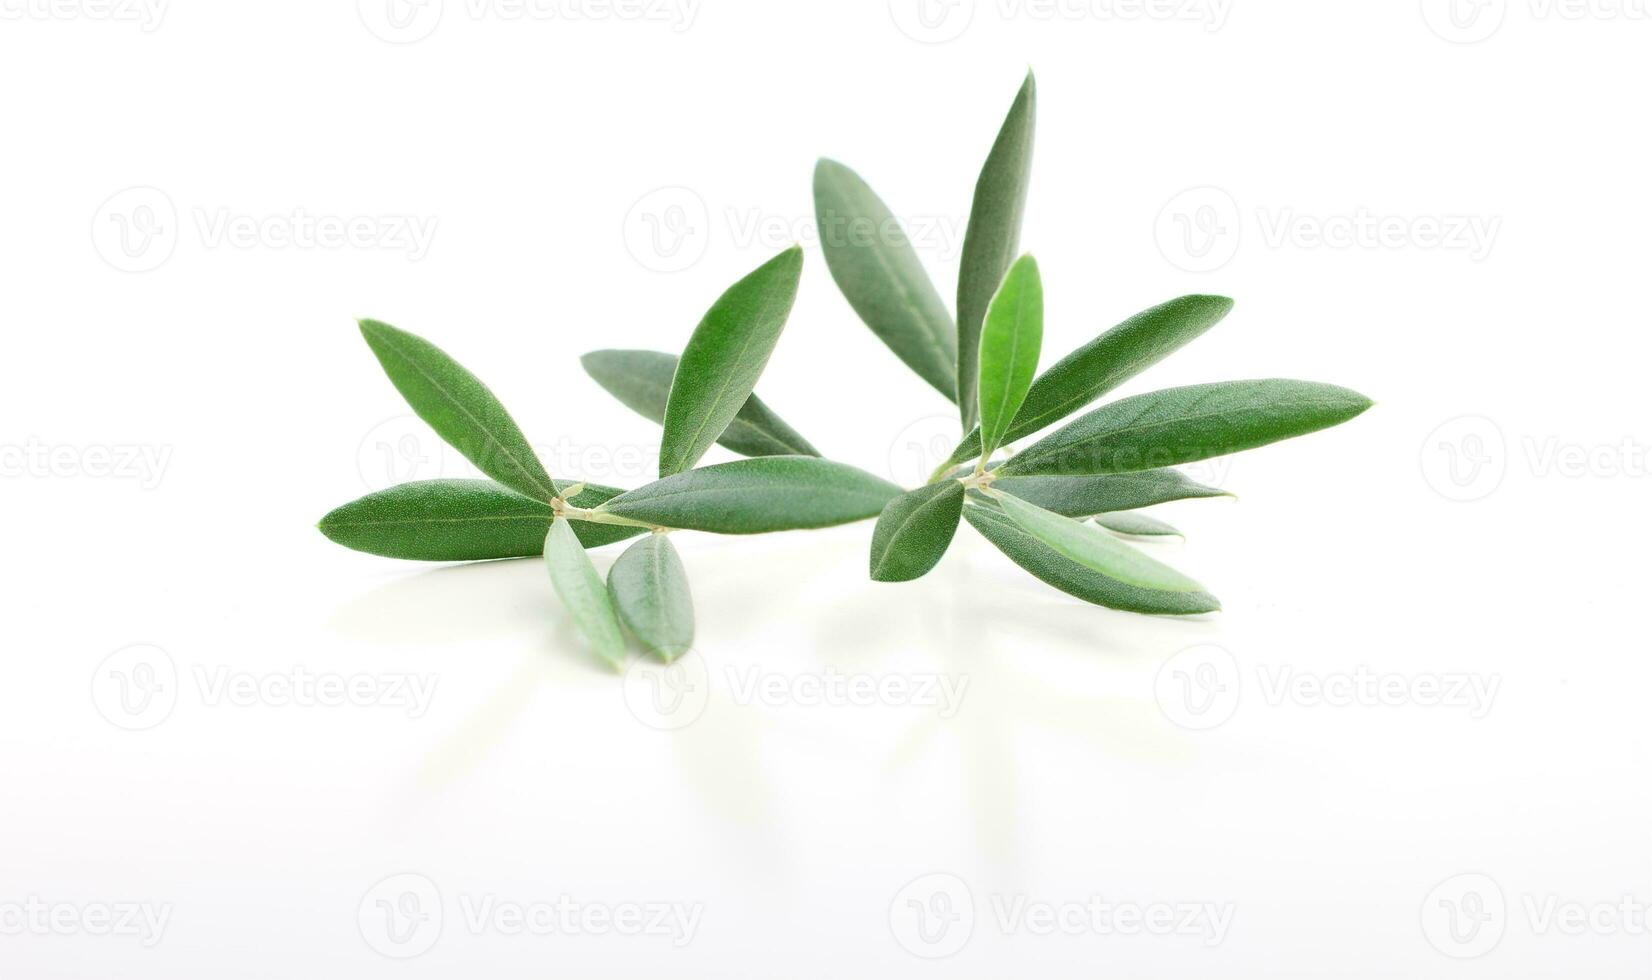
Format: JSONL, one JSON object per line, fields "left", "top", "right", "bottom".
{"left": 3, "top": 2, "right": 1649, "bottom": 975}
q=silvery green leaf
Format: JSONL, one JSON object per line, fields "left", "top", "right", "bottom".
{"left": 544, "top": 518, "right": 627, "bottom": 670}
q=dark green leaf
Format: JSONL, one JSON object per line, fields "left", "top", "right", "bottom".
{"left": 814, "top": 159, "right": 957, "bottom": 401}
{"left": 957, "top": 70, "right": 1036, "bottom": 429}
{"left": 949, "top": 294, "right": 1235, "bottom": 467}
{"left": 999, "top": 380, "right": 1374, "bottom": 477}
{"left": 660, "top": 247, "right": 804, "bottom": 477}
{"left": 994, "top": 490, "right": 1203, "bottom": 592}
{"left": 581, "top": 349, "right": 819, "bottom": 457}
{"left": 607, "top": 534, "right": 695, "bottom": 662}
{"left": 976, "top": 254, "right": 1043, "bottom": 462}
{"left": 544, "top": 518, "right": 627, "bottom": 670}
{"left": 965, "top": 503, "right": 1220, "bottom": 615}
{"left": 868, "top": 481, "right": 965, "bottom": 583}
{"left": 317, "top": 479, "right": 641, "bottom": 561}
{"left": 1095, "top": 512, "right": 1182, "bottom": 538}
{"left": 599, "top": 456, "right": 903, "bottom": 534}
{"left": 990, "top": 469, "right": 1228, "bottom": 517}
{"left": 358, "top": 319, "right": 555, "bottom": 503}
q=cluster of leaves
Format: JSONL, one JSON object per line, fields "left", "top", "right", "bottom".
{"left": 318, "top": 70, "right": 1371, "bottom": 668}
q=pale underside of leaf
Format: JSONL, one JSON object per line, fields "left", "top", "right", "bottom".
{"left": 993, "top": 490, "right": 1203, "bottom": 593}
{"left": 544, "top": 518, "right": 628, "bottom": 670}
{"left": 965, "top": 502, "right": 1220, "bottom": 616}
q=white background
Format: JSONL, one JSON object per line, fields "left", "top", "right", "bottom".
{"left": 3, "top": 0, "right": 1649, "bottom": 976}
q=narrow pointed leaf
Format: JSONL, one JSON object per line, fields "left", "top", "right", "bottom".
{"left": 544, "top": 518, "right": 627, "bottom": 670}
{"left": 993, "top": 491, "right": 1203, "bottom": 593}
{"left": 358, "top": 319, "right": 555, "bottom": 503}
{"left": 582, "top": 349, "right": 819, "bottom": 457}
{"left": 948, "top": 294, "right": 1235, "bottom": 467}
{"left": 869, "top": 481, "right": 965, "bottom": 583}
{"left": 660, "top": 247, "right": 804, "bottom": 477}
{"left": 999, "top": 380, "right": 1374, "bottom": 477}
{"left": 317, "top": 479, "right": 641, "bottom": 561}
{"left": 965, "top": 503, "right": 1220, "bottom": 615}
{"left": 607, "top": 534, "right": 695, "bottom": 662}
{"left": 976, "top": 254, "right": 1043, "bottom": 462}
{"left": 813, "top": 159, "right": 957, "bottom": 401}
{"left": 991, "top": 470, "right": 1228, "bottom": 518}
{"left": 957, "top": 70, "right": 1036, "bottom": 429}
{"left": 1095, "top": 512, "right": 1182, "bottom": 538}
{"left": 600, "top": 456, "right": 902, "bottom": 534}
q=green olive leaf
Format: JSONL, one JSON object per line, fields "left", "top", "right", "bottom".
{"left": 869, "top": 480, "right": 965, "bottom": 583}
{"left": 317, "top": 479, "right": 641, "bottom": 561}
{"left": 814, "top": 159, "right": 957, "bottom": 401}
{"left": 990, "top": 469, "right": 1228, "bottom": 518}
{"left": 976, "top": 254, "right": 1043, "bottom": 463}
{"left": 956, "top": 70, "right": 1036, "bottom": 430}
{"left": 582, "top": 349, "right": 819, "bottom": 457}
{"left": 660, "top": 247, "right": 804, "bottom": 477}
{"left": 544, "top": 518, "right": 627, "bottom": 670}
{"left": 607, "top": 534, "right": 695, "bottom": 662}
{"left": 998, "top": 380, "right": 1374, "bottom": 477}
{"left": 599, "top": 456, "right": 902, "bottom": 534}
{"left": 358, "top": 319, "right": 555, "bottom": 503}
{"left": 992, "top": 490, "right": 1204, "bottom": 593}
{"left": 1094, "top": 512, "right": 1182, "bottom": 538}
{"left": 965, "top": 502, "right": 1220, "bottom": 615}
{"left": 948, "top": 294, "right": 1235, "bottom": 467}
